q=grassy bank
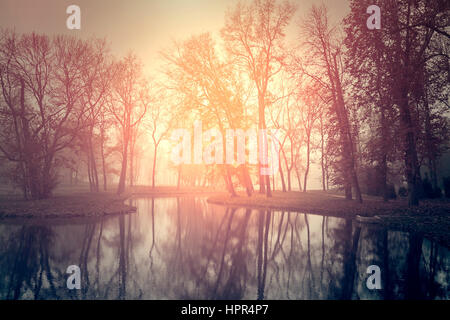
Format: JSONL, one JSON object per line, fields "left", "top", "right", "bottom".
{"left": 0, "top": 192, "right": 135, "bottom": 219}
{"left": 207, "top": 191, "right": 450, "bottom": 247}
{"left": 207, "top": 190, "right": 450, "bottom": 217}
{"left": 0, "top": 184, "right": 219, "bottom": 220}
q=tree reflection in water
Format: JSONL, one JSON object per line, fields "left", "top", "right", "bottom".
{"left": 0, "top": 197, "right": 448, "bottom": 300}
{"left": 0, "top": 225, "right": 57, "bottom": 299}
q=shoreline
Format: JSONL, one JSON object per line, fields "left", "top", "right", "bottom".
{"left": 206, "top": 191, "right": 450, "bottom": 248}
{"left": 0, "top": 186, "right": 221, "bottom": 220}
{"left": 0, "top": 189, "right": 449, "bottom": 248}
{"left": 0, "top": 192, "right": 136, "bottom": 219}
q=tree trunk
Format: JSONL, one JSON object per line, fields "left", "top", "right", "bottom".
{"left": 87, "top": 153, "right": 93, "bottom": 191}
{"left": 225, "top": 166, "right": 237, "bottom": 196}
{"left": 272, "top": 167, "right": 276, "bottom": 192}
{"left": 320, "top": 117, "right": 326, "bottom": 191}
{"left": 241, "top": 165, "right": 254, "bottom": 197}
{"left": 258, "top": 95, "right": 271, "bottom": 197}
{"left": 100, "top": 132, "right": 107, "bottom": 191}
{"left": 287, "top": 169, "right": 292, "bottom": 192}
{"left": 259, "top": 165, "right": 266, "bottom": 194}
{"left": 129, "top": 141, "right": 134, "bottom": 188}
{"left": 89, "top": 136, "right": 99, "bottom": 192}
{"left": 17, "top": 78, "right": 29, "bottom": 199}
{"left": 380, "top": 103, "right": 389, "bottom": 202}
{"left": 279, "top": 159, "right": 287, "bottom": 192}
{"left": 152, "top": 145, "right": 157, "bottom": 188}
{"left": 41, "top": 157, "right": 53, "bottom": 199}
{"left": 177, "top": 165, "right": 181, "bottom": 190}
{"left": 282, "top": 148, "right": 291, "bottom": 191}
{"left": 303, "top": 135, "right": 311, "bottom": 193}
{"left": 399, "top": 87, "right": 420, "bottom": 206}
{"left": 265, "top": 175, "right": 272, "bottom": 197}
{"left": 423, "top": 92, "right": 438, "bottom": 191}
{"left": 296, "top": 168, "right": 302, "bottom": 191}
{"left": 380, "top": 154, "right": 388, "bottom": 202}
{"left": 117, "top": 128, "right": 129, "bottom": 195}
{"left": 327, "top": 53, "right": 362, "bottom": 203}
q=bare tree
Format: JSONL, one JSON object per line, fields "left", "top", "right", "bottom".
{"left": 144, "top": 88, "right": 174, "bottom": 188}
{"left": 221, "top": 0, "right": 296, "bottom": 197}
{"left": 344, "top": 0, "right": 450, "bottom": 205}
{"left": 298, "top": 82, "right": 322, "bottom": 192}
{"left": 108, "top": 53, "right": 148, "bottom": 195}
{"left": 0, "top": 31, "right": 88, "bottom": 199}
{"left": 162, "top": 33, "right": 255, "bottom": 196}
{"left": 79, "top": 39, "right": 111, "bottom": 192}
{"left": 298, "top": 5, "right": 363, "bottom": 202}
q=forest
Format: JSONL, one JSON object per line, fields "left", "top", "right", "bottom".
{"left": 0, "top": 0, "right": 449, "bottom": 208}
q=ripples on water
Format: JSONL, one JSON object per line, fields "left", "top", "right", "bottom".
{"left": 0, "top": 197, "right": 448, "bottom": 300}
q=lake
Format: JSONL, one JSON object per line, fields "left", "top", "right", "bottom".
{"left": 0, "top": 197, "right": 448, "bottom": 300}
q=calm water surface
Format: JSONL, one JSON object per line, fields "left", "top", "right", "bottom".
{"left": 0, "top": 197, "right": 448, "bottom": 300}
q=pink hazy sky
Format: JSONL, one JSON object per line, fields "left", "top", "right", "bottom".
{"left": 0, "top": 0, "right": 349, "bottom": 74}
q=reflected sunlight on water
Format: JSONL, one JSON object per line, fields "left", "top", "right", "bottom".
{"left": 0, "top": 197, "right": 448, "bottom": 300}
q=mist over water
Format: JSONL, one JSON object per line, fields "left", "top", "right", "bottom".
{"left": 0, "top": 197, "right": 448, "bottom": 300}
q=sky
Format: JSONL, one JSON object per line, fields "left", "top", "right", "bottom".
{"left": 0, "top": 0, "right": 351, "bottom": 188}
{"left": 0, "top": 0, "right": 350, "bottom": 75}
